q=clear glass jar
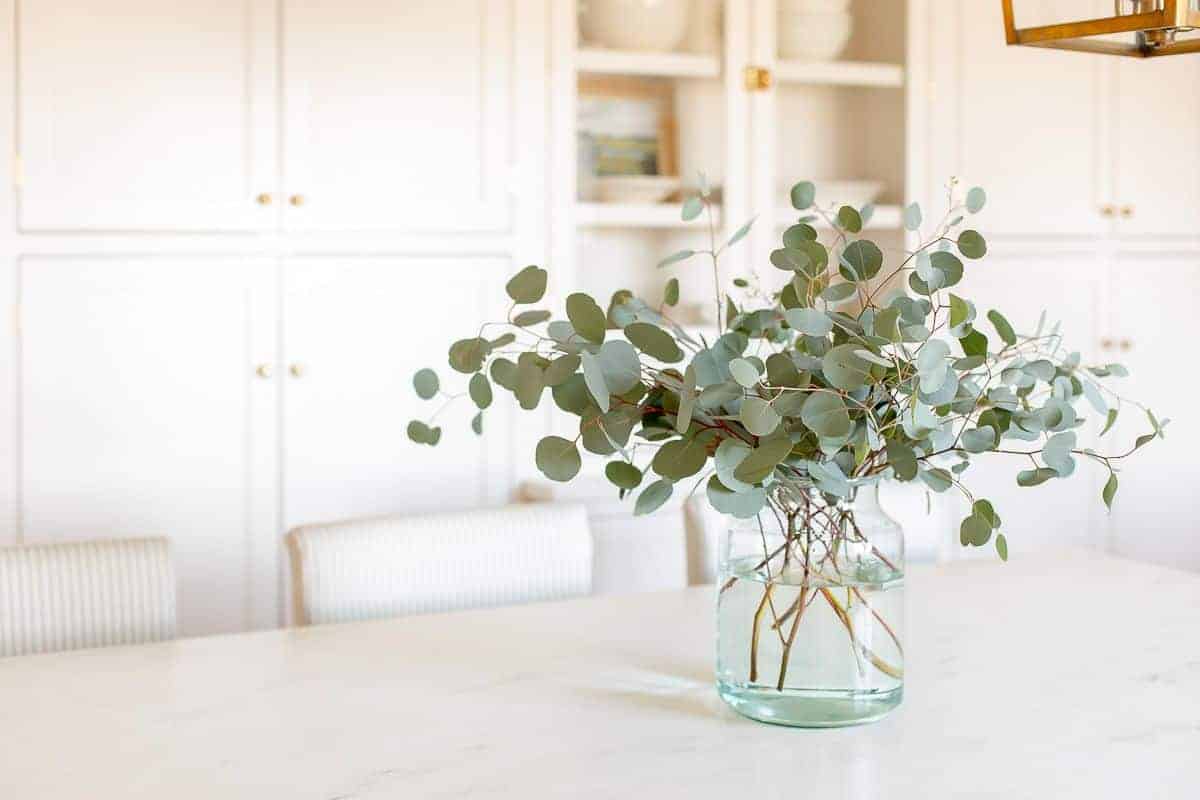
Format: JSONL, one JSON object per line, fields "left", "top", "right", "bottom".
{"left": 715, "top": 478, "right": 905, "bottom": 727}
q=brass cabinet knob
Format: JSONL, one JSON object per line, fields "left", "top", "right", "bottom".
{"left": 1119, "top": 205, "right": 1134, "bottom": 219}
{"left": 1119, "top": 338, "right": 1133, "bottom": 351}
{"left": 1100, "top": 204, "right": 1116, "bottom": 218}
{"left": 256, "top": 193, "right": 273, "bottom": 206}
{"left": 744, "top": 66, "right": 772, "bottom": 92}
{"left": 289, "top": 194, "right": 305, "bottom": 207}
{"left": 255, "top": 363, "right": 273, "bottom": 379}
{"left": 288, "top": 363, "right": 305, "bottom": 378}
{"left": 1100, "top": 337, "right": 1114, "bottom": 350}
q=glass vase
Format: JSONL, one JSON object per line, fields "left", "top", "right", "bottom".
{"left": 715, "top": 478, "right": 905, "bottom": 727}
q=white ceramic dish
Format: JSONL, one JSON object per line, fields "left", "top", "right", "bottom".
{"left": 595, "top": 175, "right": 682, "bottom": 204}
{"left": 579, "top": 0, "right": 689, "bottom": 52}
{"left": 778, "top": 11, "right": 853, "bottom": 61}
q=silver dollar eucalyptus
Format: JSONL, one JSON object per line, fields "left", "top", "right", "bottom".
{"left": 408, "top": 178, "right": 1163, "bottom": 698}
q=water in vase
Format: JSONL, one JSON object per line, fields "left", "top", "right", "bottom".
{"left": 716, "top": 554, "right": 904, "bottom": 727}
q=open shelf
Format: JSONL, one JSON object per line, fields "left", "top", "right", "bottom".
{"left": 577, "top": 202, "right": 723, "bottom": 229}
{"left": 774, "top": 60, "right": 904, "bottom": 88}
{"left": 775, "top": 204, "right": 903, "bottom": 231}
{"left": 575, "top": 47, "right": 721, "bottom": 79}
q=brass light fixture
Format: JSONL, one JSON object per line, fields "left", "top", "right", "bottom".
{"left": 1002, "top": 0, "right": 1200, "bottom": 57}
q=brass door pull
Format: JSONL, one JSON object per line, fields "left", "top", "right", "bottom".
{"left": 1100, "top": 204, "right": 1116, "bottom": 218}
{"left": 255, "top": 364, "right": 274, "bottom": 379}
{"left": 256, "top": 193, "right": 273, "bottom": 206}
{"left": 289, "top": 363, "right": 305, "bottom": 378}
{"left": 289, "top": 195, "right": 305, "bottom": 207}
{"left": 1119, "top": 205, "right": 1134, "bottom": 219}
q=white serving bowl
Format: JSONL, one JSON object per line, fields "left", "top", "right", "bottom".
{"left": 595, "top": 175, "right": 682, "bottom": 204}
{"left": 779, "top": 11, "right": 854, "bottom": 61}
{"left": 580, "top": 0, "right": 690, "bottom": 52}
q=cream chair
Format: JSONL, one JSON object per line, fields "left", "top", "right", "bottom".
{"left": 0, "top": 537, "right": 176, "bottom": 658}
{"left": 287, "top": 504, "right": 593, "bottom": 626}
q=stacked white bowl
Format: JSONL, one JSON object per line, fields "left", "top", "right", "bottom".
{"left": 778, "top": 0, "right": 853, "bottom": 61}
{"left": 579, "top": 0, "right": 690, "bottom": 52}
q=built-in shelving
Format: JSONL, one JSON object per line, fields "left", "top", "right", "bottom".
{"left": 575, "top": 47, "right": 721, "bottom": 79}
{"left": 774, "top": 60, "right": 904, "bottom": 88}
{"left": 576, "top": 202, "right": 723, "bottom": 229}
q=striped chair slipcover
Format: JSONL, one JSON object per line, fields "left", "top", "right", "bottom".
{"left": 0, "top": 537, "right": 176, "bottom": 657}
{"left": 288, "top": 504, "right": 593, "bottom": 626}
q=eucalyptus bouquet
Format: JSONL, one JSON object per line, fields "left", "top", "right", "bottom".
{"left": 408, "top": 177, "right": 1161, "bottom": 725}
{"left": 409, "top": 179, "right": 1161, "bottom": 554}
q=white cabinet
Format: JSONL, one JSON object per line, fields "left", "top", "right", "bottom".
{"left": 19, "top": 258, "right": 280, "bottom": 634}
{"left": 932, "top": 0, "right": 1200, "bottom": 240}
{"left": 15, "top": 0, "right": 275, "bottom": 231}
{"left": 281, "top": 257, "right": 512, "bottom": 531}
{"left": 282, "top": 1, "right": 515, "bottom": 233}
{"left": 1112, "top": 57, "right": 1200, "bottom": 237}
{"left": 952, "top": 246, "right": 1105, "bottom": 553}
{"left": 14, "top": 0, "right": 520, "bottom": 234}
{"left": 1106, "top": 254, "right": 1200, "bottom": 572}
{"left": 936, "top": 0, "right": 1106, "bottom": 236}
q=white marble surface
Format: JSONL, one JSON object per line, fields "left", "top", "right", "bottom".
{"left": 1, "top": 550, "right": 1198, "bottom": 798}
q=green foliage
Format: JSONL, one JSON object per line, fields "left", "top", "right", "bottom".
{"left": 506, "top": 265, "right": 547, "bottom": 304}
{"left": 408, "top": 180, "right": 1160, "bottom": 564}
{"left": 413, "top": 368, "right": 439, "bottom": 400}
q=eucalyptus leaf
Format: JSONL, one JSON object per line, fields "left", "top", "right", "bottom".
{"left": 606, "top": 461, "right": 643, "bottom": 491}
{"left": 785, "top": 307, "right": 834, "bottom": 337}
{"left": 790, "top": 181, "right": 816, "bottom": 210}
{"left": 566, "top": 293, "right": 607, "bottom": 344}
{"left": 513, "top": 310, "right": 552, "bottom": 327}
{"left": 966, "top": 187, "right": 987, "bottom": 214}
{"left": 624, "top": 322, "right": 683, "bottom": 363}
{"left": 580, "top": 351, "right": 610, "bottom": 413}
{"left": 958, "top": 230, "right": 987, "bottom": 260}
{"left": 676, "top": 365, "right": 697, "bottom": 434}
{"left": 413, "top": 369, "right": 439, "bottom": 400}
{"left": 903, "top": 202, "right": 923, "bottom": 231}
{"left": 802, "top": 393, "right": 851, "bottom": 438}
{"left": 740, "top": 397, "right": 781, "bottom": 437}
{"left": 652, "top": 437, "right": 708, "bottom": 480}
{"left": 837, "top": 205, "right": 863, "bottom": 233}
{"left": 634, "top": 479, "right": 674, "bottom": 516}
{"left": 448, "top": 338, "right": 489, "bottom": 374}
{"left": 506, "top": 265, "right": 548, "bottom": 304}
{"left": 729, "top": 358, "right": 761, "bottom": 388}
{"left": 657, "top": 249, "right": 696, "bottom": 269}
{"left": 681, "top": 196, "right": 703, "bottom": 222}
{"left": 469, "top": 373, "right": 493, "bottom": 409}
{"left": 840, "top": 240, "right": 883, "bottom": 281}
{"left": 663, "top": 278, "right": 680, "bottom": 307}
{"left": 535, "top": 436, "right": 581, "bottom": 482}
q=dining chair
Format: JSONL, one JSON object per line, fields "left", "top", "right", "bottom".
{"left": 0, "top": 537, "right": 176, "bottom": 658}
{"left": 518, "top": 478, "right": 689, "bottom": 594}
{"left": 287, "top": 504, "right": 593, "bottom": 626}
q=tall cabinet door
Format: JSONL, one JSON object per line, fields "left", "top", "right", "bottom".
{"left": 1106, "top": 254, "right": 1200, "bottom": 571}
{"left": 282, "top": 258, "right": 512, "bottom": 535}
{"left": 19, "top": 258, "right": 280, "bottom": 635}
{"left": 932, "top": 0, "right": 1107, "bottom": 236}
{"left": 951, "top": 245, "right": 1105, "bottom": 554}
{"left": 281, "top": 1, "right": 513, "bottom": 233}
{"left": 15, "top": 0, "right": 277, "bottom": 231}
{"left": 1112, "top": 56, "right": 1200, "bottom": 237}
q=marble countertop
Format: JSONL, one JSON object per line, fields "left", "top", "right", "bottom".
{"left": 1, "top": 550, "right": 1198, "bottom": 798}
